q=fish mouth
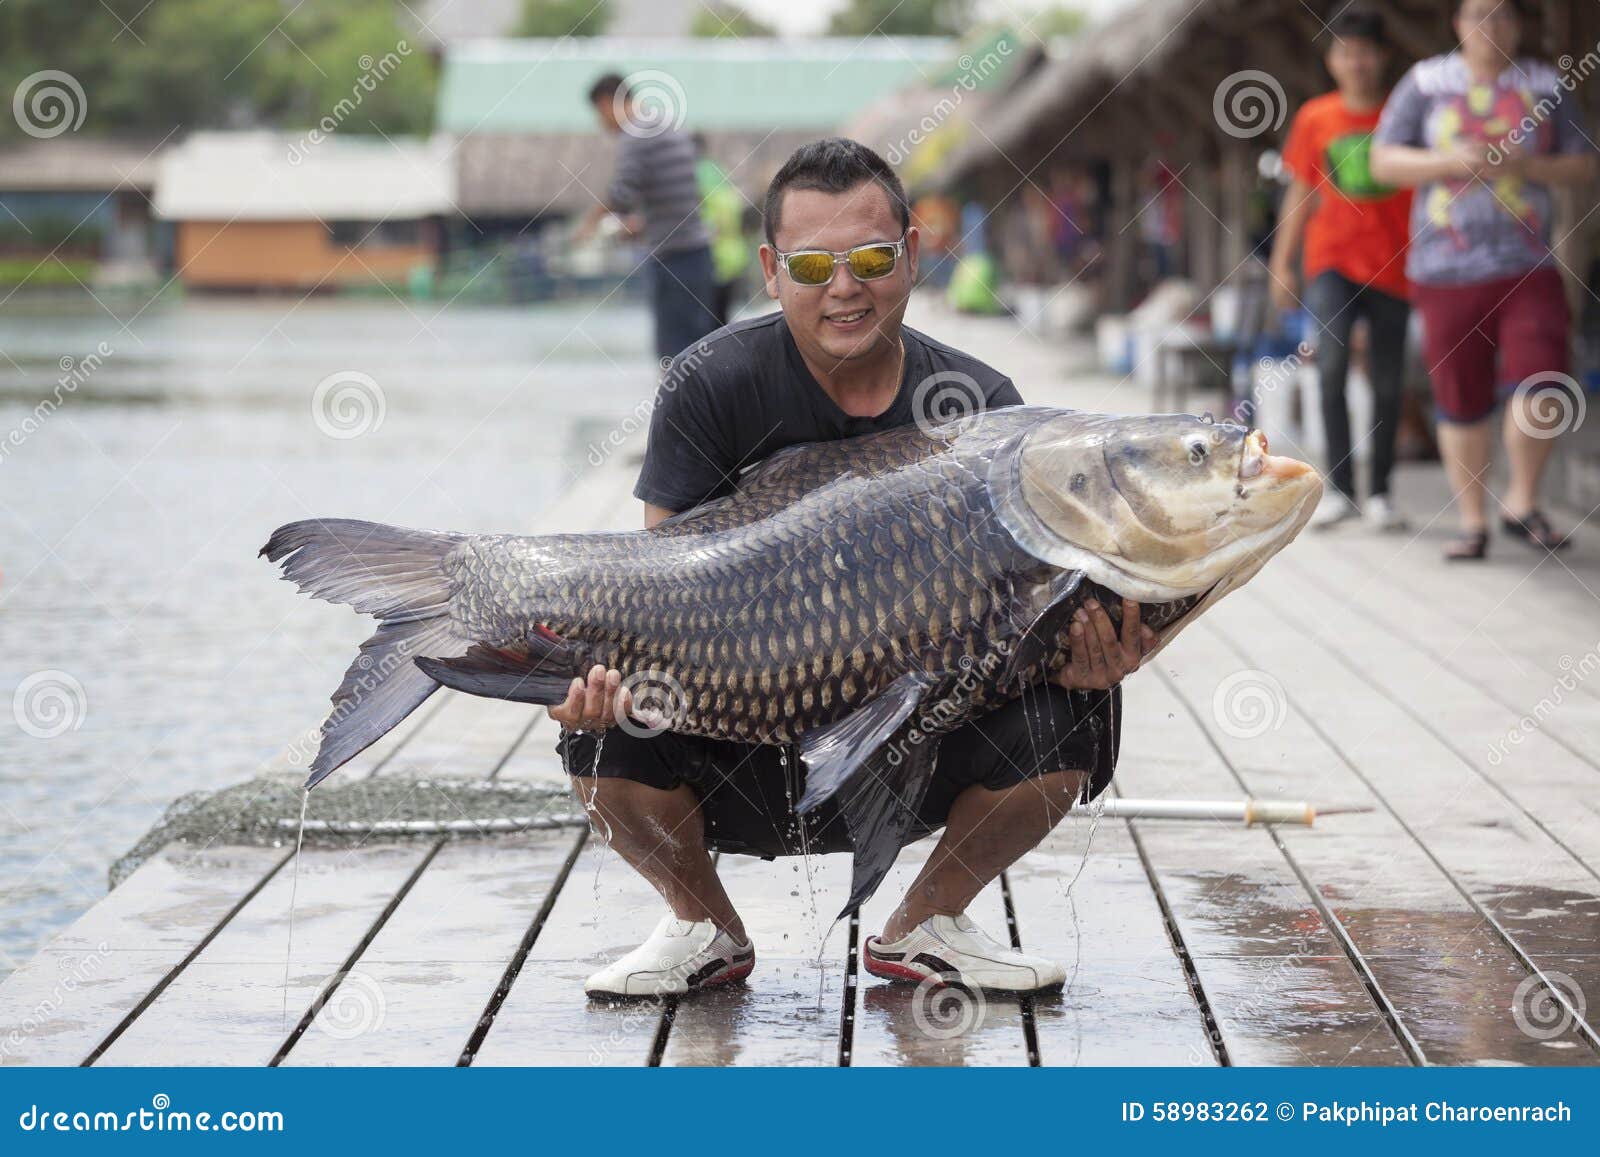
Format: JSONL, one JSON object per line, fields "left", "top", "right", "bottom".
{"left": 1239, "top": 428, "right": 1314, "bottom": 484}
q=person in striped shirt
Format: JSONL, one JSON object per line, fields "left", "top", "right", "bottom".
{"left": 576, "top": 72, "right": 723, "bottom": 363}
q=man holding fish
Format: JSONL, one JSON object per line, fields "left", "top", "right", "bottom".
{"left": 264, "top": 140, "right": 1320, "bottom": 1006}
{"left": 554, "top": 140, "right": 1162, "bottom": 999}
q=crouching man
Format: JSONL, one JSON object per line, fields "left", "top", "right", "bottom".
{"left": 554, "top": 139, "right": 1154, "bottom": 999}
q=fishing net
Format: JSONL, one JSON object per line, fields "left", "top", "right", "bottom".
{"left": 109, "top": 774, "right": 589, "bottom": 888}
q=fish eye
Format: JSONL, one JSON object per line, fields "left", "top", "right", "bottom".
{"left": 1071, "top": 472, "right": 1088, "bottom": 492}
{"left": 1186, "top": 439, "right": 1209, "bottom": 465}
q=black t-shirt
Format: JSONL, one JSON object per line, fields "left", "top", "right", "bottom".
{"left": 634, "top": 311, "right": 1024, "bottom": 512}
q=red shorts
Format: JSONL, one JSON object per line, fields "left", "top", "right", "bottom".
{"left": 1412, "top": 266, "right": 1572, "bottom": 423}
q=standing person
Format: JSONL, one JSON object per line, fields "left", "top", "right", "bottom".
{"left": 577, "top": 73, "right": 722, "bottom": 362}
{"left": 692, "top": 133, "right": 752, "bottom": 327}
{"left": 1269, "top": 7, "right": 1414, "bottom": 532}
{"left": 1371, "top": 0, "right": 1597, "bottom": 559}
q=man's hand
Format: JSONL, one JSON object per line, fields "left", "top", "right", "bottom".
{"left": 1055, "top": 598, "right": 1157, "bottom": 691}
{"left": 549, "top": 664, "right": 627, "bottom": 731}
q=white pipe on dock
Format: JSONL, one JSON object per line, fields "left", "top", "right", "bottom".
{"left": 1081, "top": 798, "right": 1316, "bottom": 825}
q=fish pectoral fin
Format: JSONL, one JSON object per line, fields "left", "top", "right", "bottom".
{"left": 795, "top": 671, "right": 931, "bottom": 815}
{"left": 1003, "top": 569, "right": 1086, "bottom": 687}
{"left": 837, "top": 738, "right": 939, "bottom": 917}
{"left": 414, "top": 639, "right": 579, "bottom": 705}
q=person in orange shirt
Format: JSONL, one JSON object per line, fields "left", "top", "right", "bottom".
{"left": 1269, "top": 8, "right": 1414, "bottom": 531}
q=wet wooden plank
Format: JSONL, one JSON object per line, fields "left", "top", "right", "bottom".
{"left": 375, "top": 692, "right": 542, "bottom": 781}
{"left": 469, "top": 841, "right": 667, "bottom": 1066}
{"left": 284, "top": 831, "right": 580, "bottom": 1066}
{"left": 661, "top": 851, "right": 851, "bottom": 1066}
{"left": 0, "top": 844, "right": 289, "bottom": 1066}
{"left": 1247, "top": 561, "right": 1600, "bottom": 874}
{"left": 848, "top": 839, "right": 1030, "bottom": 1067}
{"left": 1160, "top": 617, "right": 1599, "bottom": 1064}
{"left": 1193, "top": 592, "right": 1600, "bottom": 1057}
{"left": 1114, "top": 674, "right": 1410, "bottom": 1066}
{"left": 92, "top": 843, "right": 434, "bottom": 1065}
{"left": 1008, "top": 819, "right": 1217, "bottom": 1065}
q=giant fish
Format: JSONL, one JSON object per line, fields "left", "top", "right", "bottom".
{"left": 261, "top": 406, "right": 1321, "bottom": 912}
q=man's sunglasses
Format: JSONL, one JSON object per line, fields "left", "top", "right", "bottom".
{"left": 773, "top": 238, "right": 906, "bottom": 286}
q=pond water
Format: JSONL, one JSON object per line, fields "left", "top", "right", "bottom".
{"left": 0, "top": 295, "right": 665, "bottom": 977}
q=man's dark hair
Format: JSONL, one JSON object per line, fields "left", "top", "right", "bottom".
{"left": 762, "top": 138, "right": 910, "bottom": 245}
{"left": 1327, "top": 7, "right": 1386, "bottom": 47}
{"left": 588, "top": 72, "right": 627, "bottom": 105}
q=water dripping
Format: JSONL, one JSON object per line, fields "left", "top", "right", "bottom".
{"left": 279, "top": 786, "right": 309, "bottom": 1034}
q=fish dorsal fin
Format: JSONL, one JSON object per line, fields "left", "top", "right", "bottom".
{"left": 414, "top": 633, "right": 582, "bottom": 705}
{"left": 795, "top": 671, "right": 931, "bottom": 815}
{"left": 1003, "top": 569, "right": 1086, "bottom": 688}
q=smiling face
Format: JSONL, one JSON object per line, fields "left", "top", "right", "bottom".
{"left": 760, "top": 181, "right": 919, "bottom": 370}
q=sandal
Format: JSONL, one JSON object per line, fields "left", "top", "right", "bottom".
{"left": 1444, "top": 528, "right": 1489, "bottom": 561}
{"left": 1500, "top": 510, "right": 1571, "bottom": 552}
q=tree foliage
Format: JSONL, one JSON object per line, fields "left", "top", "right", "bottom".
{"left": 690, "top": 2, "right": 777, "bottom": 38}
{"left": 825, "top": 0, "right": 975, "bottom": 37}
{"left": 516, "top": 0, "right": 612, "bottom": 37}
{"left": 0, "top": 0, "right": 437, "bottom": 139}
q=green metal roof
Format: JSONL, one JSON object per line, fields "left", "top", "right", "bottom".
{"left": 438, "top": 37, "right": 955, "bottom": 134}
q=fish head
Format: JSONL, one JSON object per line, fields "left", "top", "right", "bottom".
{"left": 994, "top": 410, "right": 1322, "bottom": 647}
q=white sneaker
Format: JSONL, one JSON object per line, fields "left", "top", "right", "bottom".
{"left": 584, "top": 914, "right": 755, "bottom": 998}
{"left": 1364, "top": 493, "right": 1409, "bottom": 532}
{"left": 863, "top": 913, "right": 1065, "bottom": 992}
{"left": 1310, "top": 490, "right": 1360, "bottom": 530}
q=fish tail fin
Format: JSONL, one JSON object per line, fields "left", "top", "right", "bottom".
{"left": 260, "top": 518, "right": 470, "bottom": 788}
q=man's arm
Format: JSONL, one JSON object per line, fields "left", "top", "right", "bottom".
{"left": 1267, "top": 178, "right": 1315, "bottom": 315}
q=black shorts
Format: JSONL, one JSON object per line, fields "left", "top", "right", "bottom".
{"left": 556, "top": 684, "right": 1120, "bottom": 860}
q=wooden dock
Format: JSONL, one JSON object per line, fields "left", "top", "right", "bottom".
{"left": 4, "top": 308, "right": 1599, "bottom": 1066}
